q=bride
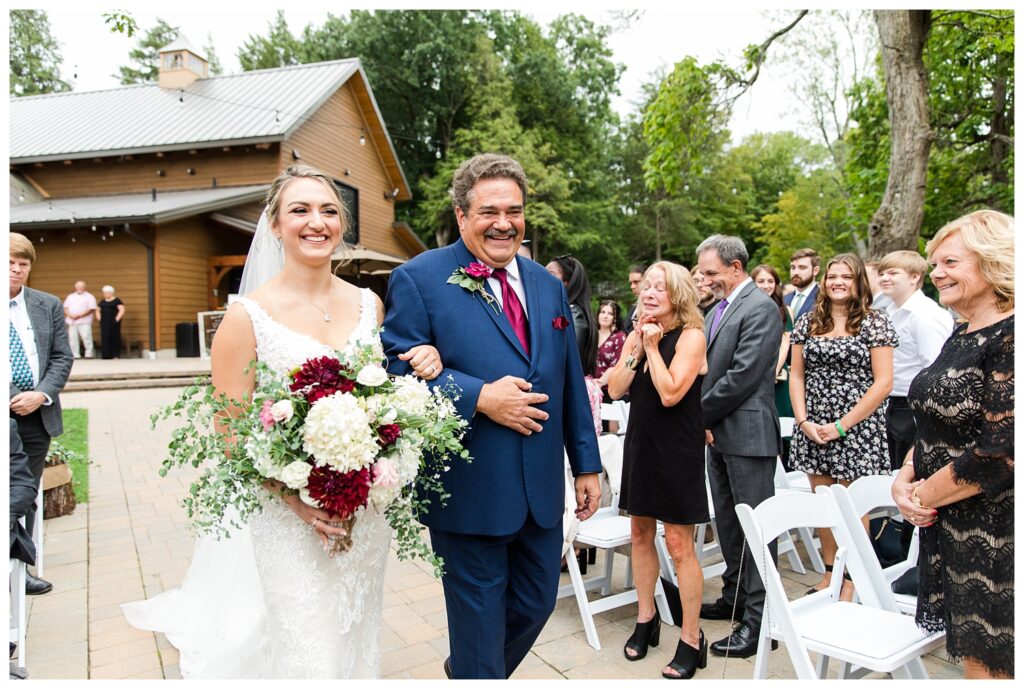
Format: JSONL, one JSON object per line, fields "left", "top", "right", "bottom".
{"left": 123, "top": 164, "right": 443, "bottom": 678}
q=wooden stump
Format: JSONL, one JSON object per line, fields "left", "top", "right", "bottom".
{"left": 42, "top": 463, "right": 76, "bottom": 519}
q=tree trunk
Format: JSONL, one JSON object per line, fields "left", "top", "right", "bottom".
{"left": 44, "top": 483, "right": 76, "bottom": 519}
{"left": 867, "top": 11, "right": 932, "bottom": 259}
{"left": 989, "top": 52, "right": 1010, "bottom": 190}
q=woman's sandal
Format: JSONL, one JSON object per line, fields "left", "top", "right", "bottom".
{"left": 623, "top": 609, "right": 661, "bottom": 661}
{"left": 662, "top": 630, "right": 707, "bottom": 680}
{"left": 806, "top": 563, "right": 852, "bottom": 595}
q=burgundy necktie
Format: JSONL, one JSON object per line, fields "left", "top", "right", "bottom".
{"left": 492, "top": 268, "right": 530, "bottom": 355}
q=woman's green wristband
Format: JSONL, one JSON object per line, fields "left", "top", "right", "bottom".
{"left": 835, "top": 421, "right": 847, "bottom": 438}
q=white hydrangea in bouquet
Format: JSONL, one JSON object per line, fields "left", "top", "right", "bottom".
{"left": 152, "top": 338, "right": 469, "bottom": 576}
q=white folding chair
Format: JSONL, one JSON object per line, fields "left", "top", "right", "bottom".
{"left": 32, "top": 484, "right": 44, "bottom": 577}
{"left": 558, "top": 435, "right": 674, "bottom": 650}
{"left": 736, "top": 490, "right": 945, "bottom": 679}
{"left": 830, "top": 476, "right": 920, "bottom": 615}
{"left": 599, "top": 400, "right": 630, "bottom": 435}
{"left": 773, "top": 459, "right": 826, "bottom": 574}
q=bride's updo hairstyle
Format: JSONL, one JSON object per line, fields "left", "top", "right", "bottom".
{"left": 265, "top": 164, "right": 351, "bottom": 261}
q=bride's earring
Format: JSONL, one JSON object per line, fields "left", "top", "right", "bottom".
{"left": 273, "top": 235, "right": 282, "bottom": 250}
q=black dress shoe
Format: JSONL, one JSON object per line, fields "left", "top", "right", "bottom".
{"left": 709, "top": 622, "right": 778, "bottom": 658}
{"left": 699, "top": 598, "right": 742, "bottom": 621}
{"left": 25, "top": 574, "right": 52, "bottom": 596}
{"left": 443, "top": 656, "right": 452, "bottom": 679}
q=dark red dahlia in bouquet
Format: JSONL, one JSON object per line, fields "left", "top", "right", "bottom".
{"left": 306, "top": 464, "right": 372, "bottom": 519}
{"left": 290, "top": 356, "right": 355, "bottom": 403}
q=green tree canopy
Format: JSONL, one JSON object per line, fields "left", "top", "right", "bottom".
{"left": 10, "top": 10, "right": 70, "bottom": 96}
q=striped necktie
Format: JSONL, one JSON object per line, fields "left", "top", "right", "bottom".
{"left": 10, "top": 300, "right": 34, "bottom": 390}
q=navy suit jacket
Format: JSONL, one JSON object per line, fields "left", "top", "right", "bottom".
{"left": 784, "top": 284, "right": 818, "bottom": 322}
{"left": 381, "top": 238, "right": 602, "bottom": 536}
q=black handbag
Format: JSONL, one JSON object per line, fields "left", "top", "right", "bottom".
{"left": 869, "top": 516, "right": 911, "bottom": 568}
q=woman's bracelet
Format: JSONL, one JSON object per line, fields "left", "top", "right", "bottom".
{"left": 796, "top": 419, "right": 807, "bottom": 429}
{"left": 834, "top": 420, "right": 847, "bottom": 438}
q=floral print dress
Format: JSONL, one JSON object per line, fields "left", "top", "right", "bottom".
{"left": 789, "top": 309, "right": 899, "bottom": 481}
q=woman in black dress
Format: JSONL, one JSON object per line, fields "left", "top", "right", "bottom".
{"left": 97, "top": 285, "right": 126, "bottom": 359}
{"left": 893, "top": 210, "right": 1014, "bottom": 679}
{"left": 607, "top": 261, "right": 709, "bottom": 680}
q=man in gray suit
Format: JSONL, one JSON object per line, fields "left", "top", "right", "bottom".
{"left": 696, "top": 235, "right": 782, "bottom": 658}
{"left": 9, "top": 232, "right": 73, "bottom": 595}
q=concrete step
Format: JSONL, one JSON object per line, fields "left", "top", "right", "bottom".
{"left": 68, "top": 369, "right": 208, "bottom": 382}
{"left": 64, "top": 376, "right": 205, "bottom": 392}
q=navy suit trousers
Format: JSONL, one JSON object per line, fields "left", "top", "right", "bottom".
{"left": 429, "top": 514, "right": 562, "bottom": 679}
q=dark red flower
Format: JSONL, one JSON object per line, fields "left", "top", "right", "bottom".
{"left": 465, "top": 262, "right": 492, "bottom": 280}
{"left": 305, "top": 465, "right": 371, "bottom": 519}
{"left": 553, "top": 315, "right": 570, "bottom": 330}
{"left": 377, "top": 423, "right": 402, "bottom": 448}
{"left": 290, "top": 356, "right": 355, "bottom": 403}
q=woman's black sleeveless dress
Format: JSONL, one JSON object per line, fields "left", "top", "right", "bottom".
{"left": 619, "top": 328, "right": 709, "bottom": 525}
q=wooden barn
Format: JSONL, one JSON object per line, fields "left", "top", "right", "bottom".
{"left": 9, "top": 37, "right": 423, "bottom": 357}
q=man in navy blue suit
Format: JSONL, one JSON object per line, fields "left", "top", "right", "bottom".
{"left": 382, "top": 153, "right": 602, "bottom": 679}
{"left": 783, "top": 247, "right": 820, "bottom": 322}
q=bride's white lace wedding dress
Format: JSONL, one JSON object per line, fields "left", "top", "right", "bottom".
{"left": 123, "top": 289, "right": 391, "bottom": 679}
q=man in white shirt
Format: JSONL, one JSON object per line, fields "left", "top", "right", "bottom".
{"left": 877, "top": 250, "right": 954, "bottom": 470}
{"left": 63, "top": 281, "right": 98, "bottom": 358}
{"left": 865, "top": 261, "right": 894, "bottom": 311}
{"left": 10, "top": 233, "right": 73, "bottom": 595}
{"left": 784, "top": 248, "right": 819, "bottom": 322}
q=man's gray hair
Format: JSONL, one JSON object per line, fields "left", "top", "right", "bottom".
{"left": 450, "top": 153, "right": 528, "bottom": 213}
{"left": 696, "top": 234, "right": 749, "bottom": 269}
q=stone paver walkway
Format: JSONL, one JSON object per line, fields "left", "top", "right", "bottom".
{"left": 24, "top": 386, "right": 963, "bottom": 680}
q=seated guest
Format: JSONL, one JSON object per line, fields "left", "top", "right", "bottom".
{"left": 892, "top": 210, "right": 1014, "bottom": 680}
{"left": 608, "top": 261, "right": 709, "bottom": 679}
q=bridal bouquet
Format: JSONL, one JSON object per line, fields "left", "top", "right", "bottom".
{"left": 152, "top": 338, "right": 469, "bottom": 575}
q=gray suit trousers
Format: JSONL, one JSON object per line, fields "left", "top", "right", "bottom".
{"left": 706, "top": 447, "right": 777, "bottom": 628}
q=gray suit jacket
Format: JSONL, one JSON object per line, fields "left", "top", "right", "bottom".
{"left": 9, "top": 287, "right": 73, "bottom": 438}
{"left": 701, "top": 281, "right": 783, "bottom": 458}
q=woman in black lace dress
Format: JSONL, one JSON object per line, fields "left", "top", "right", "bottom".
{"left": 893, "top": 210, "right": 1014, "bottom": 679}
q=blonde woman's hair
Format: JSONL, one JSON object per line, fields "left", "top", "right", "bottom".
{"left": 926, "top": 209, "right": 1014, "bottom": 312}
{"left": 645, "top": 261, "right": 704, "bottom": 332}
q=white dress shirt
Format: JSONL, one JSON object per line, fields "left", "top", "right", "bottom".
{"left": 10, "top": 288, "right": 42, "bottom": 388}
{"left": 486, "top": 258, "right": 529, "bottom": 318}
{"left": 886, "top": 289, "right": 955, "bottom": 396}
{"left": 717, "top": 276, "right": 753, "bottom": 320}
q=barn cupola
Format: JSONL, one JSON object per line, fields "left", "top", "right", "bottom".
{"left": 157, "top": 36, "right": 208, "bottom": 90}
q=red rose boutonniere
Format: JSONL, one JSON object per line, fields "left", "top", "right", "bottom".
{"left": 447, "top": 262, "right": 499, "bottom": 313}
{"left": 553, "top": 315, "right": 570, "bottom": 330}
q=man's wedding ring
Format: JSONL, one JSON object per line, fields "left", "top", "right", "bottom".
{"left": 426, "top": 364, "right": 436, "bottom": 375}
{"left": 310, "top": 517, "right": 321, "bottom": 531}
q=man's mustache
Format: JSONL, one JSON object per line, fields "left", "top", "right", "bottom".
{"left": 483, "top": 229, "right": 518, "bottom": 239}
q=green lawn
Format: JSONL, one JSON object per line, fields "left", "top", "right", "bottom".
{"left": 58, "top": 408, "right": 89, "bottom": 503}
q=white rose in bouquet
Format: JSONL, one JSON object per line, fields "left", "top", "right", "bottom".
{"left": 270, "top": 399, "right": 294, "bottom": 423}
{"left": 279, "top": 460, "right": 313, "bottom": 489}
{"left": 303, "top": 392, "right": 378, "bottom": 473}
{"left": 356, "top": 364, "right": 389, "bottom": 387}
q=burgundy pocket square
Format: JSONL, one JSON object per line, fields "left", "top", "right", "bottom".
{"left": 553, "top": 316, "right": 570, "bottom": 330}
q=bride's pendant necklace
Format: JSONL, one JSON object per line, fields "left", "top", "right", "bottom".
{"left": 284, "top": 280, "right": 332, "bottom": 322}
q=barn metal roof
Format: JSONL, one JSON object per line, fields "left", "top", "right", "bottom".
{"left": 9, "top": 185, "right": 269, "bottom": 228}
{"left": 11, "top": 59, "right": 361, "bottom": 162}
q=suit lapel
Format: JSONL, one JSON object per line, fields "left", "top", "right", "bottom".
{"left": 707, "top": 282, "right": 755, "bottom": 348}
{"left": 25, "top": 289, "right": 51, "bottom": 370}
{"left": 450, "top": 240, "right": 529, "bottom": 362}
{"left": 521, "top": 257, "right": 542, "bottom": 373}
